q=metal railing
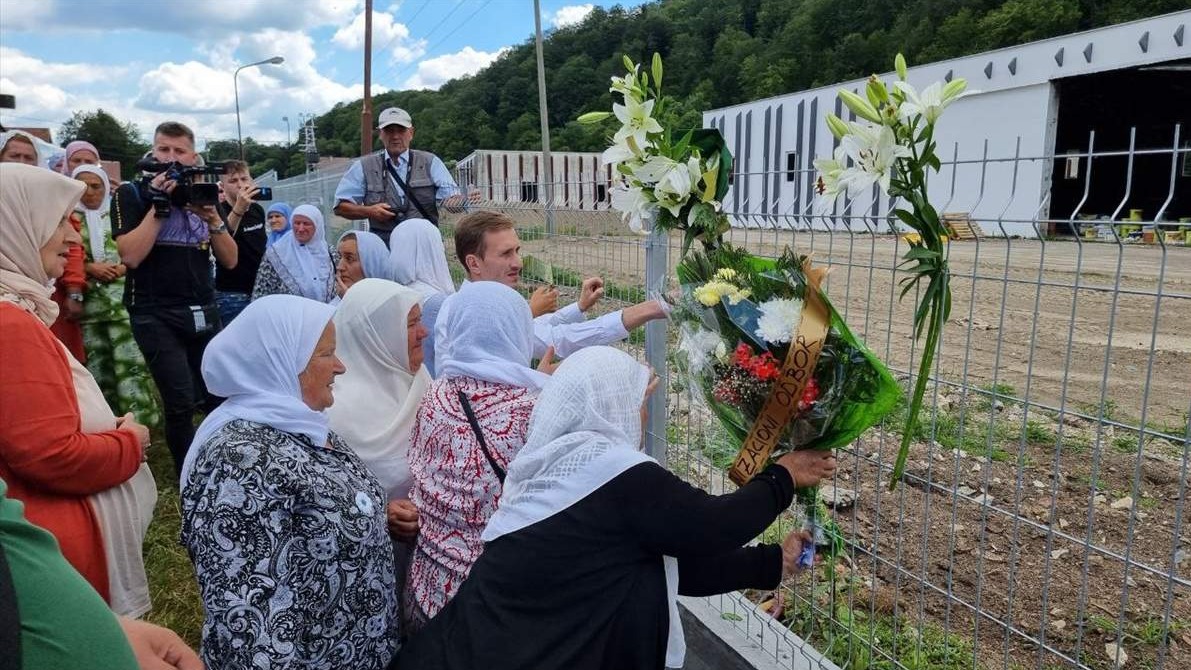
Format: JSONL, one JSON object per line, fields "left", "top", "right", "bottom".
{"left": 263, "top": 130, "right": 1190, "bottom": 669}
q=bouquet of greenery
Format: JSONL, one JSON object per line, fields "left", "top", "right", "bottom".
{"left": 581, "top": 55, "right": 902, "bottom": 560}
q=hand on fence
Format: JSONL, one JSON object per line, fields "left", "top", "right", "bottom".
{"left": 781, "top": 530, "right": 814, "bottom": 579}
{"left": 387, "top": 498, "right": 420, "bottom": 543}
{"left": 578, "top": 276, "right": 605, "bottom": 312}
{"left": 775, "top": 450, "right": 837, "bottom": 489}
{"left": 529, "top": 285, "right": 559, "bottom": 317}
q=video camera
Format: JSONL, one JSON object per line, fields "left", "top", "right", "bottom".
{"left": 136, "top": 158, "right": 226, "bottom": 218}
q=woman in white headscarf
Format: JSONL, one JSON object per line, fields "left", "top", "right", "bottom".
{"left": 0, "top": 130, "right": 41, "bottom": 166}
{"left": 0, "top": 163, "right": 153, "bottom": 612}
{"left": 403, "top": 280, "right": 551, "bottom": 631}
{"left": 70, "top": 164, "right": 160, "bottom": 430}
{"left": 389, "top": 218, "right": 456, "bottom": 300}
{"left": 251, "top": 204, "right": 336, "bottom": 302}
{"left": 327, "top": 279, "right": 430, "bottom": 606}
{"left": 180, "top": 294, "right": 398, "bottom": 670}
{"left": 334, "top": 229, "right": 397, "bottom": 299}
{"left": 398, "top": 347, "right": 834, "bottom": 669}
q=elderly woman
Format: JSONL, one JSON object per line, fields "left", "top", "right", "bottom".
{"left": 180, "top": 294, "right": 398, "bottom": 670}
{"left": 0, "top": 163, "right": 153, "bottom": 609}
{"left": 265, "top": 201, "right": 292, "bottom": 248}
{"left": 70, "top": 164, "right": 160, "bottom": 428}
{"left": 404, "top": 281, "right": 551, "bottom": 631}
{"left": 251, "top": 204, "right": 336, "bottom": 302}
{"left": 0, "top": 130, "right": 40, "bottom": 166}
{"left": 60, "top": 140, "right": 101, "bottom": 175}
{"left": 327, "top": 279, "right": 430, "bottom": 606}
{"left": 335, "top": 229, "right": 396, "bottom": 298}
{"left": 390, "top": 217, "right": 456, "bottom": 375}
{"left": 399, "top": 347, "right": 836, "bottom": 669}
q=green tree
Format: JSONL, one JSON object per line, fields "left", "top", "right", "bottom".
{"left": 58, "top": 109, "right": 149, "bottom": 180}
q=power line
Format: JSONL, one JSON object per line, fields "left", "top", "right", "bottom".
{"left": 376, "top": 0, "right": 474, "bottom": 84}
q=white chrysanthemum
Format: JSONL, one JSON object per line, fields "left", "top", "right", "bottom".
{"left": 678, "top": 326, "right": 722, "bottom": 373}
{"left": 754, "top": 297, "right": 805, "bottom": 344}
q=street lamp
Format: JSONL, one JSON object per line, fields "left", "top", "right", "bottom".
{"left": 234, "top": 56, "right": 284, "bottom": 160}
{"left": 282, "top": 116, "right": 291, "bottom": 146}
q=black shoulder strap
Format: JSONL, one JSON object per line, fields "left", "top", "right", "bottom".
{"left": 384, "top": 159, "right": 434, "bottom": 221}
{"left": 456, "top": 389, "right": 506, "bottom": 483}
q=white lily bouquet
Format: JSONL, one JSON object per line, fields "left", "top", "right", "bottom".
{"left": 578, "top": 54, "right": 733, "bottom": 254}
{"left": 813, "top": 54, "right": 972, "bottom": 488}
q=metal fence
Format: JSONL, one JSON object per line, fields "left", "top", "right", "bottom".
{"left": 264, "top": 131, "right": 1190, "bottom": 669}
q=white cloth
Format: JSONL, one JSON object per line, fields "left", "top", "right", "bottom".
{"left": 327, "top": 279, "right": 430, "bottom": 500}
{"left": 338, "top": 229, "right": 396, "bottom": 282}
{"left": 481, "top": 346, "right": 685, "bottom": 667}
{"left": 180, "top": 295, "right": 337, "bottom": 490}
{"left": 0, "top": 163, "right": 85, "bottom": 325}
{"left": 68, "top": 341, "right": 157, "bottom": 618}
{"left": 70, "top": 164, "right": 113, "bottom": 262}
{"left": 0, "top": 130, "right": 42, "bottom": 164}
{"left": 434, "top": 281, "right": 549, "bottom": 391}
{"left": 389, "top": 218, "right": 455, "bottom": 299}
{"left": 272, "top": 204, "right": 334, "bottom": 302}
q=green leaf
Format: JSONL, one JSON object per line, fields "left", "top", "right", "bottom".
{"left": 894, "top": 209, "right": 923, "bottom": 231}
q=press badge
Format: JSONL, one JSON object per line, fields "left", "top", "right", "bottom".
{"left": 191, "top": 306, "right": 207, "bottom": 332}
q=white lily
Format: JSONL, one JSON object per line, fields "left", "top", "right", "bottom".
{"left": 894, "top": 79, "right": 971, "bottom": 124}
{"left": 610, "top": 183, "right": 656, "bottom": 233}
{"left": 813, "top": 145, "right": 847, "bottom": 201}
{"left": 612, "top": 98, "right": 663, "bottom": 152}
{"left": 839, "top": 122, "right": 911, "bottom": 196}
{"left": 610, "top": 68, "right": 641, "bottom": 98}
{"left": 601, "top": 138, "right": 638, "bottom": 166}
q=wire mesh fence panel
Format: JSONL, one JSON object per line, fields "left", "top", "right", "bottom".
{"left": 273, "top": 138, "right": 1189, "bottom": 668}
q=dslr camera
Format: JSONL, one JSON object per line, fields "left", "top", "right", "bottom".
{"left": 137, "top": 158, "right": 227, "bottom": 218}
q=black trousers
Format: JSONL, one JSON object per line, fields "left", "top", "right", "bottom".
{"left": 130, "top": 310, "right": 220, "bottom": 476}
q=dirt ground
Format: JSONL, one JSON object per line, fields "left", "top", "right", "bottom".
{"left": 442, "top": 212, "right": 1190, "bottom": 670}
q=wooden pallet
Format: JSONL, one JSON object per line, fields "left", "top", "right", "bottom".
{"left": 942, "top": 213, "right": 983, "bottom": 240}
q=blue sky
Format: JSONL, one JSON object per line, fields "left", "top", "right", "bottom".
{"left": 0, "top": 0, "right": 647, "bottom": 148}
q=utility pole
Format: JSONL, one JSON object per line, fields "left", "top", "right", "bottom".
{"left": 361, "top": 0, "right": 374, "bottom": 157}
{"left": 533, "top": 0, "right": 555, "bottom": 233}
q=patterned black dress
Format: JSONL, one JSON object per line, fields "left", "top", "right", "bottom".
{"left": 181, "top": 419, "right": 398, "bottom": 670}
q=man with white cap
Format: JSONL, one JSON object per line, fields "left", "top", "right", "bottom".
{"left": 333, "top": 107, "right": 471, "bottom": 246}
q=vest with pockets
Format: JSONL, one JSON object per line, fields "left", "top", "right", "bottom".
{"left": 360, "top": 149, "right": 440, "bottom": 237}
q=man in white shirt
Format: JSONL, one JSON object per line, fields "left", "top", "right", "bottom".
{"left": 451, "top": 211, "right": 667, "bottom": 359}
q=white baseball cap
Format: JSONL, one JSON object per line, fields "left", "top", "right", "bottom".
{"left": 378, "top": 107, "right": 413, "bottom": 129}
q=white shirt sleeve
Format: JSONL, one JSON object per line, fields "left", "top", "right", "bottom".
{"left": 542, "top": 302, "right": 585, "bottom": 326}
{"left": 532, "top": 309, "right": 629, "bottom": 358}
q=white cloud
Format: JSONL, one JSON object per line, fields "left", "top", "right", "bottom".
{"left": 401, "top": 46, "right": 509, "bottom": 91}
{"left": 0, "top": 0, "right": 362, "bottom": 34}
{"left": 0, "top": 47, "right": 119, "bottom": 85}
{"left": 331, "top": 10, "right": 426, "bottom": 63}
{"left": 551, "top": 4, "right": 595, "bottom": 28}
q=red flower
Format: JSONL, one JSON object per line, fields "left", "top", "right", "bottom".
{"left": 734, "top": 343, "right": 753, "bottom": 368}
{"left": 713, "top": 380, "right": 740, "bottom": 405}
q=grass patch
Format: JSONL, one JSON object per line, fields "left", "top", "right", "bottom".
{"left": 142, "top": 432, "right": 203, "bottom": 648}
{"left": 1112, "top": 434, "right": 1142, "bottom": 454}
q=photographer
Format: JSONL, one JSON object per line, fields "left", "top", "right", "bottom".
{"left": 113, "top": 121, "right": 237, "bottom": 476}
{"left": 214, "top": 160, "right": 267, "bottom": 324}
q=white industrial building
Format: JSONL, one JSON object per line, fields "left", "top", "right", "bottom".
{"left": 453, "top": 149, "right": 613, "bottom": 210}
{"left": 704, "top": 11, "right": 1190, "bottom": 237}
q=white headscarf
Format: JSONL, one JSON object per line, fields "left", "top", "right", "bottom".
{"left": 0, "top": 130, "right": 42, "bottom": 165}
{"left": 70, "top": 164, "right": 113, "bottom": 262}
{"left": 389, "top": 218, "right": 455, "bottom": 299}
{"left": 435, "top": 281, "right": 548, "bottom": 391}
{"left": 273, "top": 204, "right": 333, "bottom": 302}
{"left": 481, "top": 346, "right": 685, "bottom": 667}
{"left": 0, "top": 163, "right": 85, "bottom": 325}
{"left": 338, "top": 229, "right": 396, "bottom": 282}
{"left": 180, "top": 295, "right": 337, "bottom": 490}
{"left": 327, "top": 279, "right": 430, "bottom": 500}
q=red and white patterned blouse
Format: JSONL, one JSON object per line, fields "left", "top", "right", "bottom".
{"left": 405, "top": 375, "right": 537, "bottom": 622}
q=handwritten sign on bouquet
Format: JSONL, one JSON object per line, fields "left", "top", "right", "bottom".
{"left": 729, "top": 270, "right": 830, "bottom": 486}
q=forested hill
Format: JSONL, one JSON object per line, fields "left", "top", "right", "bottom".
{"left": 314, "top": 0, "right": 1181, "bottom": 163}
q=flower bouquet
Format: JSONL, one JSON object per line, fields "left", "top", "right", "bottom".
{"left": 580, "top": 55, "right": 901, "bottom": 560}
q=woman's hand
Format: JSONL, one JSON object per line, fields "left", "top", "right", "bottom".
{"left": 780, "top": 529, "right": 813, "bottom": 579}
{"left": 115, "top": 412, "right": 151, "bottom": 457}
{"left": 528, "top": 285, "right": 559, "bottom": 317}
{"left": 118, "top": 616, "right": 203, "bottom": 670}
{"left": 774, "top": 450, "right": 837, "bottom": 488}
{"left": 86, "top": 261, "right": 123, "bottom": 283}
{"left": 387, "top": 499, "right": 420, "bottom": 543}
{"left": 536, "top": 346, "right": 560, "bottom": 375}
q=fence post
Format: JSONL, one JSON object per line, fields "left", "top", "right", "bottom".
{"left": 643, "top": 226, "right": 669, "bottom": 464}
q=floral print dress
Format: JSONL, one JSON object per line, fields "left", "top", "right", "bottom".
{"left": 181, "top": 419, "right": 399, "bottom": 670}
{"left": 77, "top": 209, "right": 161, "bottom": 427}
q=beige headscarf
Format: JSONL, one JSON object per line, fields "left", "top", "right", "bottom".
{"left": 0, "top": 162, "right": 85, "bottom": 325}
